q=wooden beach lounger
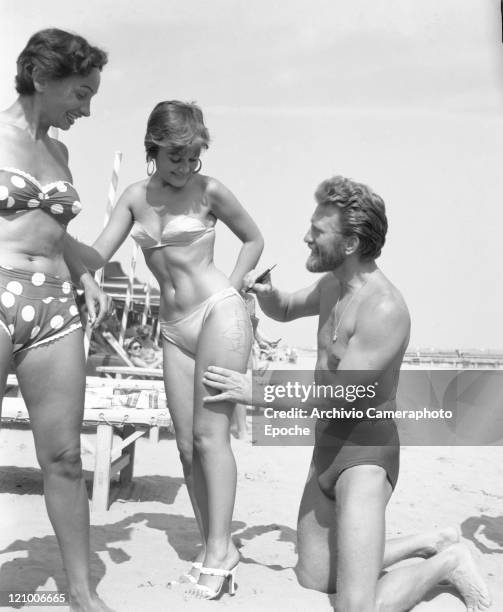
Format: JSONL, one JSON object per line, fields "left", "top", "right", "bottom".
{"left": 96, "top": 365, "right": 164, "bottom": 379}
{"left": 2, "top": 374, "right": 172, "bottom": 512}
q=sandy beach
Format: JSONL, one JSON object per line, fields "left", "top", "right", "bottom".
{"left": 0, "top": 413, "right": 502, "bottom": 611}
{"left": 0, "top": 354, "right": 501, "bottom": 611}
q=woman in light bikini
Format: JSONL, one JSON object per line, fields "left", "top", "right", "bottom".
{"left": 72, "top": 100, "right": 263, "bottom": 599}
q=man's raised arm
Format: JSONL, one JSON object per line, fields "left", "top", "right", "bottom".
{"left": 250, "top": 273, "right": 325, "bottom": 322}
{"left": 203, "top": 289, "right": 409, "bottom": 408}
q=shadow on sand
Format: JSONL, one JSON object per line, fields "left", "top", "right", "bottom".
{"left": 1, "top": 466, "right": 297, "bottom": 602}
{"left": 0, "top": 511, "right": 296, "bottom": 602}
{"left": 461, "top": 514, "right": 503, "bottom": 555}
{"left": 0, "top": 465, "right": 185, "bottom": 506}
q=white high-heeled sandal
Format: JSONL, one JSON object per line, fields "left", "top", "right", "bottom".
{"left": 191, "top": 564, "right": 238, "bottom": 599}
{"left": 179, "top": 561, "right": 202, "bottom": 584}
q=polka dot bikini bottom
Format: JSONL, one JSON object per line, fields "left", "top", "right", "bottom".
{"left": 0, "top": 265, "right": 82, "bottom": 354}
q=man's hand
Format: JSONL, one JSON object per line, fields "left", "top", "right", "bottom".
{"left": 81, "top": 274, "right": 112, "bottom": 328}
{"left": 203, "top": 366, "right": 252, "bottom": 405}
{"left": 242, "top": 268, "right": 274, "bottom": 296}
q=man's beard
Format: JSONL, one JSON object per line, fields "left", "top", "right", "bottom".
{"left": 306, "top": 243, "right": 346, "bottom": 272}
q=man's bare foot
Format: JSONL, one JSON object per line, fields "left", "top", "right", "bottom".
{"left": 69, "top": 593, "right": 114, "bottom": 612}
{"left": 434, "top": 526, "right": 461, "bottom": 553}
{"left": 421, "top": 526, "right": 461, "bottom": 557}
{"left": 446, "top": 543, "right": 492, "bottom": 611}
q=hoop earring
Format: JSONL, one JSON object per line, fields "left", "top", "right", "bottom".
{"left": 193, "top": 159, "right": 202, "bottom": 174}
{"left": 147, "top": 159, "right": 156, "bottom": 176}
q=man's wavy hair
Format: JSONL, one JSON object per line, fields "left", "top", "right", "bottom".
{"left": 15, "top": 28, "right": 107, "bottom": 95}
{"left": 315, "top": 176, "right": 388, "bottom": 260}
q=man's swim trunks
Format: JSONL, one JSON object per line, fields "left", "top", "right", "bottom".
{"left": 0, "top": 265, "right": 82, "bottom": 354}
{"left": 312, "top": 414, "right": 400, "bottom": 499}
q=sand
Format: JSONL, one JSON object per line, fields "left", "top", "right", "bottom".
{"left": 1, "top": 426, "right": 502, "bottom": 611}
{"left": 1, "top": 353, "right": 502, "bottom": 610}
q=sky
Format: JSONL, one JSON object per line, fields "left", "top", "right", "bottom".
{"left": 2, "top": 0, "right": 503, "bottom": 349}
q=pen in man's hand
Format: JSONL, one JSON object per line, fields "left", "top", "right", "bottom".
{"left": 246, "top": 264, "right": 277, "bottom": 292}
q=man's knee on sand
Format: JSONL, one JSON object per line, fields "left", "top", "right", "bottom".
{"left": 334, "top": 591, "right": 379, "bottom": 612}
{"left": 295, "top": 561, "right": 335, "bottom": 594}
{"left": 296, "top": 564, "right": 381, "bottom": 612}
{"left": 295, "top": 466, "right": 390, "bottom": 599}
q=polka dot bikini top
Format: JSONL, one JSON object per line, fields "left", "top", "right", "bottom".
{"left": 0, "top": 168, "right": 82, "bottom": 226}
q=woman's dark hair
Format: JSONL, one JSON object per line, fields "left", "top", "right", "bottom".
{"left": 144, "top": 100, "right": 210, "bottom": 162}
{"left": 15, "top": 28, "right": 108, "bottom": 95}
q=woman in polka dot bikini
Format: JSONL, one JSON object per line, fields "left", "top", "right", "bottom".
{"left": 0, "top": 30, "right": 111, "bottom": 612}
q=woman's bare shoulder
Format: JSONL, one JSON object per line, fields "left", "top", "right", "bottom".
{"left": 0, "top": 115, "right": 25, "bottom": 147}
{"left": 0, "top": 110, "right": 17, "bottom": 129}
{"left": 122, "top": 179, "right": 149, "bottom": 200}
{"left": 0, "top": 119, "right": 34, "bottom": 168}
{"left": 111, "top": 179, "right": 149, "bottom": 216}
{"left": 203, "top": 175, "right": 224, "bottom": 196}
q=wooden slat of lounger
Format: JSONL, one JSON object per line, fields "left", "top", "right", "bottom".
{"left": 92, "top": 423, "right": 113, "bottom": 511}
{"left": 6, "top": 374, "right": 18, "bottom": 387}
{"left": 1, "top": 397, "right": 171, "bottom": 427}
{"left": 86, "top": 376, "right": 165, "bottom": 390}
{"left": 110, "top": 454, "right": 130, "bottom": 477}
{"left": 111, "top": 430, "right": 146, "bottom": 463}
{"left": 95, "top": 366, "right": 164, "bottom": 378}
{"left": 101, "top": 331, "right": 135, "bottom": 367}
{"left": 7, "top": 373, "right": 165, "bottom": 389}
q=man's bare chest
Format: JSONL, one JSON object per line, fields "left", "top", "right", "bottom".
{"left": 317, "top": 300, "right": 346, "bottom": 371}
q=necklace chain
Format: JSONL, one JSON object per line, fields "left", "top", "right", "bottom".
{"left": 332, "top": 279, "right": 370, "bottom": 342}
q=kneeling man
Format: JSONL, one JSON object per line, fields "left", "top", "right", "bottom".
{"left": 204, "top": 176, "right": 490, "bottom": 612}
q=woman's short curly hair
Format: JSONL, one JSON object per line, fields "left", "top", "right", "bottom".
{"left": 144, "top": 100, "right": 210, "bottom": 162}
{"left": 15, "top": 28, "right": 108, "bottom": 95}
{"left": 315, "top": 175, "right": 388, "bottom": 260}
